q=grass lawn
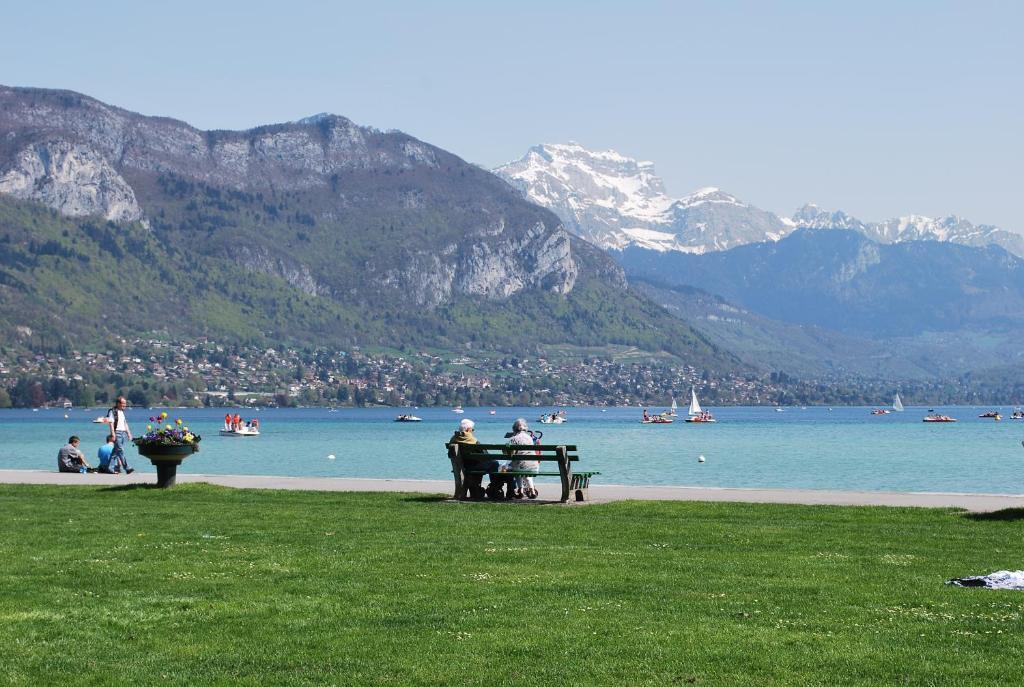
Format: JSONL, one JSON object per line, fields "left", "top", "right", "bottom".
{"left": 0, "top": 484, "right": 1021, "bottom": 686}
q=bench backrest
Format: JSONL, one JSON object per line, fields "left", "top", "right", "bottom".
{"left": 446, "top": 443, "right": 579, "bottom": 462}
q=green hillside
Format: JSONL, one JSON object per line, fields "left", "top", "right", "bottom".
{"left": 0, "top": 196, "right": 734, "bottom": 369}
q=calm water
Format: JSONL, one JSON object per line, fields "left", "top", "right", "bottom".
{"left": 3, "top": 406, "right": 1023, "bottom": 494}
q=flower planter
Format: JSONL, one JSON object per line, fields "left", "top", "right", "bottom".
{"left": 135, "top": 442, "right": 200, "bottom": 488}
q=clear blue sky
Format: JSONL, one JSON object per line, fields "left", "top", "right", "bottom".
{"left": 2, "top": 1, "right": 1020, "bottom": 231}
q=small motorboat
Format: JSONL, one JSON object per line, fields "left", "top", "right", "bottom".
{"left": 538, "top": 411, "right": 567, "bottom": 424}
{"left": 978, "top": 411, "right": 1001, "bottom": 419}
{"left": 394, "top": 414, "right": 422, "bottom": 422}
{"left": 1011, "top": 410, "right": 1024, "bottom": 420}
{"left": 452, "top": 406, "right": 464, "bottom": 414}
{"left": 220, "top": 426, "right": 260, "bottom": 436}
{"left": 871, "top": 409, "right": 891, "bottom": 416}
{"left": 922, "top": 414, "right": 957, "bottom": 423}
{"left": 220, "top": 420, "right": 261, "bottom": 436}
{"left": 685, "top": 411, "right": 716, "bottom": 423}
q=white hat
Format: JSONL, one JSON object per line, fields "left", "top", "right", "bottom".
{"left": 459, "top": 418, "right": 475, "bottom": 431}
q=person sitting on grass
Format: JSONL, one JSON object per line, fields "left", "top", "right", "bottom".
{"left": 57, "top": 436, "right": 96, "bottom": 473}
{"left": 96, "top": 434, "right": 116, "bottom": 473}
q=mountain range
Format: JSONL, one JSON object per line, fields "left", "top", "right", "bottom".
{"left": 496, "top": 142, "right": 1024, "bottom": 258}
{"left": 0, "top": 86, "right": 730, "bottom": 369}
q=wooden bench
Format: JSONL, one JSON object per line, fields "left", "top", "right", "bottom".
{"left": 446, "top": 442, "right": 599, "bottom": 503}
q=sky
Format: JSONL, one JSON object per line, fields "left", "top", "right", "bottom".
{"left": 2, "top": 1, "right": 1021, "bottom": 231}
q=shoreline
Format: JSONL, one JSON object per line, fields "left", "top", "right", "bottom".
{"left": 1, "top": 469, "right": 1021, "bottom": 512}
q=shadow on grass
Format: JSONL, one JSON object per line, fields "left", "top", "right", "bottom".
{"left": 96, "top": 483, "right": 163, "bottom": 492}
{"left": 402, "top": 494, "right": 450, "bottom": 504}
{"left": 964, "top": 508, "right": 1024, "bottom": 522}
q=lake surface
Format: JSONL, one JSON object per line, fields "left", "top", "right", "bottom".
{"left": 3, "top": 406, "right": 1023, "bottom": 494}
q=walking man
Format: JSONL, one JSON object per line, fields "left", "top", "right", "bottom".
{"left": 106, "top": 396, "right": 135, "bottom": 474}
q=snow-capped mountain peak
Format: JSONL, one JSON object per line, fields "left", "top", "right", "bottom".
{"left": 495, "top": 143, "right": 789, "bottom": 253}
{"left": 791, "top": 205, "right": 1024, "bottom": 257}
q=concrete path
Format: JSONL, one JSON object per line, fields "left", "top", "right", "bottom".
{"left": 2, "top": 469, "right": 1022, "bottom": 512}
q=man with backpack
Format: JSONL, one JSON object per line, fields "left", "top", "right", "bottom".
{"left": 104, "top": 396, "right": 135, "bottom": 474}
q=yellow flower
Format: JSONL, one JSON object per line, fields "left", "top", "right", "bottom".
{"left": 165, "top": 424, "right": 172, "bottom": 430}
{"left": 146, "top": 424, "right": 152, "bottom": 431}
{"left": 176, "top": 419, "right": 183, "bottom": 426}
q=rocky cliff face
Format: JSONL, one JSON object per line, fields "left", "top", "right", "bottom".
{"left": 0, "top": 140, "right": 143, "bottom": 222}
{"left": 0, "top": 86, "right": 601, "bottom": 305}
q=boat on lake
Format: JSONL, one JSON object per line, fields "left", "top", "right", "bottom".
{"left": 641, "top": 408, "right": 674, "bottom": 424}
{"left": 871, "top": 408, "right": 891, "bottom": 416}
{"left": 663, "top": 396, "right": 678, "bottom": 417}
{"left": 452, "top": 406, "right": 464, "bottom": 414}
{"left": 922, "top": 413, "right": 957, "bottom": 423}
{"left": 538, "top": 410, "right": 567, "bottom": 424}
{"left": 978, "top": 411, "right": 1001, "bottom": 419}
{"left": 685, "top": 388, "right": 715, "bottom": 422}
{"left": 394, "top": 414, "right": 422, "bottom": 422}
{"left": 687, "top": 388, "right": 702, "bottom": 417}
{"left": 892, "top": 393, "right": 904, "bottom": 412}
{"left": 220, "top": 426, "right": 261, "bottom": 436}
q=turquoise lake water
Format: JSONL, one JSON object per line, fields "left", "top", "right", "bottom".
{"left": 2, "top": 406, "right": 1023, "bottom": 494}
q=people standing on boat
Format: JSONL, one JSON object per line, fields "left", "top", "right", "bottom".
{"left": 642, "top": 408, "right": 650, "bottom": 422}
{"left": 96, "top": 434, "right": 115, "bottom": 473}
{"left": 506, "top": 418, "right": 539, "bottom": 499}
{"left": 105, "top": 397, "right": 135, "bottom": 474}
{"left": 224, "top": 413, "right": 232, "bottom": 431}
{"left": 233, "top": 413, "right": 242, "bottom": 431}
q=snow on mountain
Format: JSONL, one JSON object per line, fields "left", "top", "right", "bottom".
{"left": 495, "top": 143, "right": 791, "bottom": 254}
{"left": 793, "top": 204, "right": 1024, "bottom": 258}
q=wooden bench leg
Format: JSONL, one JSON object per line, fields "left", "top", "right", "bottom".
{"left": 557, "top": 445, "right": 570, "bottom": 503}
{"left": 448, "top": 445, "right": 467, "bottom": 500}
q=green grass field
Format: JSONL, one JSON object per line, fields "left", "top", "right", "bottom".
{"left": 0, "top": 484, "right": 1021, "bottom": 686}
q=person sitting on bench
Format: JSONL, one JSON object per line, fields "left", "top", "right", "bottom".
{"left": 448, "top": 419, "right": 501, "bottom": 500}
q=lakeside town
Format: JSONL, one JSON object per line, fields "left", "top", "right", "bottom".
{"left": 0, "top": 337, "right": 1015, "bottom": 409}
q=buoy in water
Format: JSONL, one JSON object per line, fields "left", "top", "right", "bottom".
{"left": 327, "top": 454, "right": 336, "bottom": 460}
{"left": 698, "top": 455, "right": 706, "bottom": 463}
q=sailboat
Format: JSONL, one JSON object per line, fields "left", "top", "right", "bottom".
{"left": 688, "top": 388, "right": 701, "bottom": 416}
{"left": 892, "top": 393, "right": 904, "bottom": 412}
{"left": 664, "top": 396, "right": 678, "bottom": 417}
{"left": 685, "top": 387, "right": 716, "bottom": 423}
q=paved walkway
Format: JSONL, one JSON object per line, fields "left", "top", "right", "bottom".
{"left": 2, "top": 469, "right": 1022, "bottom": 512}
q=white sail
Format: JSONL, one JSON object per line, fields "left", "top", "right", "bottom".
{"left": 688, "top": 387, "right": 702, "bottom": 416}
{"left": 671, "top": 397, "right": 678, "bottom": 412}
{"left": 892, "top": 393, "right": 904, "bottom": 412}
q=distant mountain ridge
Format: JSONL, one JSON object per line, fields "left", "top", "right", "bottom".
{"left": 618, "top": 228, "right": 1024, "bottom": 339}
{"left": 497, "top": 142, "right": 1024, "bottom": 258}
{"left": 792, "top": 203, "right": 1024, "bottom": 258}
